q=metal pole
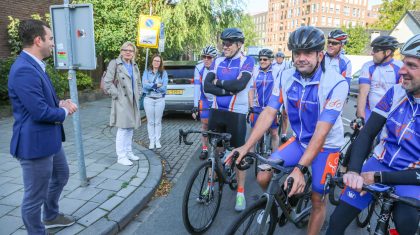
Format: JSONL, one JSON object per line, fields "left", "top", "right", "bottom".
{"left": 64, "top": 0, "right": 88, "bottom": 186}
{"left": 145, "top": 0, "right": 153, "bottom": 70}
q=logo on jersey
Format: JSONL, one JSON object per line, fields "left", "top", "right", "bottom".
{"left": 347, "top": 191, "right": 356, "bottom": 199}
{"left": 326, "top": 99, "right": 342, "bottom": 109}
{"left": 395, "top": 123, "right": 413, "bottom": 141}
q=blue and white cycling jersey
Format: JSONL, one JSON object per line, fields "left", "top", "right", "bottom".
{"left": 272, "top": 61, "right": 292, "bottom": 72}
{"left": 359, "top": 59, "right": 403, "bottom": 113}
{"left": 372, "top": 84, "right": 420, "bottom": 170}
{"left": 268, "top": 67, "right": 349, "bottom": 149}
{"left": 193, "top": 62, "right": 213, "bottom": 107}
{"left": 209, "top": 53, "right": 255, "bottom": 114}
{"left": 251, "top": 65, "right": 280, "bottom": 112}
{"left": 324, "top": 53, "right": 352, "bottom": 85}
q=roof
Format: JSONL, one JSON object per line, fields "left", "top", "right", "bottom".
{"left": 391, "top": 10, "right": 420, "bottom": 33}
{"left": 407, "top": 10, "right": 420, "bottom": 26}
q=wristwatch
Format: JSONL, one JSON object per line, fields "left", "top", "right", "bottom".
{"left": 374, "top": 171, "right": 382, "bottom": 183}
{"left": 295, "top": 164, "right": 308, "bottom": 174}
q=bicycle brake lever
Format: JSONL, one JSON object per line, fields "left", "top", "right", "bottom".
{"left": 285, "top": 177, "right": 294, "bottom": 205}
{"left": 322, "top": 174, "right": 332, "bottom": 201}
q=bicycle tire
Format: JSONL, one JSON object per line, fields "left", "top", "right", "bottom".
{"left": 225, "top": 197, "right": 278, "bottom": 235}
{"left": 182, "top": 161, "right": 223, "bottom": 234}
{"left": 356, "top": 199, "right": 375, "bottom": 228}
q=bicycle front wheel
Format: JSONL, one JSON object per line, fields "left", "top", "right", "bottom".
{"left": 182, "top": 161, "right": 223, "bottom": 234}
{"left": 225, "top": 197, "right": 278, "bottom": 235}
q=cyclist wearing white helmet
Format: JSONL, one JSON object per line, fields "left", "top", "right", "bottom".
{"left": 325, "top": 29, "right": 352, "bottom": 86}
{"left": 357, "top": 35, "right": 403, "bottom": 121}
{"left": 204, "top": 27, "right": 255, "bottom": 212}
{"left": 248, "top": 48, "right": 280, "bottom": 151}
{"left": 193, "top": 46, "right": 218, "bottom": 159}
{"left": 327, "top": 33, "right": 420, "bottom": 235}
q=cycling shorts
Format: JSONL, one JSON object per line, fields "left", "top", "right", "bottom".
{"left": 340, "top": 157, "right": 420, "bottom": 210}
{"left": 250, "top": 112, "right": 278, "bottom": 129}
{"left": 208, "top": 109, "right": 246, "bottom": 148}
{"left": 199, "top": 99, "right": 212, "bottom": 120}
{"left": 268, "top": 137, "right": 340, "bottom": 194}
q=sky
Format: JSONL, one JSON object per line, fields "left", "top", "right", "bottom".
{"left": 246, "top": 0, "right": 383, "bottom": 15}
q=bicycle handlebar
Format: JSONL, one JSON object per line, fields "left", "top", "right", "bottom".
{"left": 324, "top": 174, "right": 420, "bottom": 209}
{"left": 236, "top": 152, "right": 294, "bottom": 174}
{"left": 179, "top": 129, "right": 232, "bottom": 146}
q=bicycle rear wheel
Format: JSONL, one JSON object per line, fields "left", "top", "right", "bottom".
{"left": 356, "top": 199, "right": 375, "bottom": 228}
{"left": 225, "top": 197, "right": 278, "bottom": 235}
{"left": 182, "top": 161, "right": 223, "bottom": 234}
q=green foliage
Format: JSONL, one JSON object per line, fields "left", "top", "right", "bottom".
{"left": 7, "top": 16, "right": 21, "bottom": 56}
{"left": 342, "top": 25, "right": 370, "bottom": 55}
{"left": 372, "top": 0, "right": 420, "bottom": 30}
{"left": 0, "top": 57, "right": 16, "bottom": 101}
{"left": 73, "top": 0, "right": 256, "bottom": 62}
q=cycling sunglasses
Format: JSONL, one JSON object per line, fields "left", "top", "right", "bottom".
{"left": 372, "top": 47, "right": 384, "bottom": 53}
{"left": 327, "top": 40, "right": 341, "bottom": 46}
{"left": 259, "top": 58, "right": 269, "bottom": 62}
{"left": 222, "top": 40, "right": 235, "bottom": 47}
{"left": 202, "top": 55, "right": 213, "bottom": 60}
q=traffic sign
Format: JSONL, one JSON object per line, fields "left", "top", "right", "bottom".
{"left": 137, "top": 15, "right": 161, "bottom": 48}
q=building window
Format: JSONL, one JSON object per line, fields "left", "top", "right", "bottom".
{"left": 334, "top": 18, "right": 340, "bottom": 27}
{"left": 322, "top": 16, "right": 326, "bottom": 25}
{"left": 328, "top": 17, "right": 332, "bottom": 26}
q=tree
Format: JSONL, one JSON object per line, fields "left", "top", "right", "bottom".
{"left": 73, "top": 0, "right": 256, "bottom": 62}
{"left": 372, "top": 0, "right": 420, "bottom": 30}
{"left": 342, "top": 25, "right": 369, "bottom": 55}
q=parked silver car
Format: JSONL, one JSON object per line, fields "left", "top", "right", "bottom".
{"left": 349, "top": 69, "right": 361, "bottom": 96}
{"left": 164, "top": 61, "right": 197, "bottom": 113}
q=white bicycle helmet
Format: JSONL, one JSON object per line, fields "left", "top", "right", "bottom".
{"left": 201, "top": 45, "right": 218, "bottom": 58}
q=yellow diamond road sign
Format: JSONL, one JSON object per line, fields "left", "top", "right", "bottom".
{"left": 137, "top": 15, "right": 161, "bottom": 48}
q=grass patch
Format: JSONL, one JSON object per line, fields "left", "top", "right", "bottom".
{"left": 121, "top": 182, "right": 129, "bottom": 189}
{"left": 107, "top": 193, "right": 115, "bottom": 199}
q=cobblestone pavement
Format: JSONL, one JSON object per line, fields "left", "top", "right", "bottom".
{"left": 133, "top": 113, "right": 201, "bottom": 183}
{"left": 0, "top": 98, "right": 162, "bottom": 235}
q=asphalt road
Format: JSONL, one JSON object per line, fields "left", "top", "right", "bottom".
{"left": 120, "top": 96, "right": 374, "bottom": 235}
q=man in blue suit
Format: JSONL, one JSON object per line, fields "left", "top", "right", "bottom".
{"left": 8, "top": 19, "right": 78, "bottom": 234}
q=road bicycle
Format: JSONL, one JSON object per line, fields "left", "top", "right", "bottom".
{"left": 325, "top": 174, "right": 420, "bottom": 235}
{"left": 179, "top": 129, "right": 244, "bottom": 234}
{"left": 225, "top": 152, "right": 313, "bottom": 235}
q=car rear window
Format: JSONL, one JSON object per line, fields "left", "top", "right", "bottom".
{"left": 166, "top": 66, "right": 195, "bottom": 84}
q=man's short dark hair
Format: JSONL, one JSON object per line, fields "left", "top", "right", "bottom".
{"left": 18, "top": 19, "right": 49, "bottom": 48}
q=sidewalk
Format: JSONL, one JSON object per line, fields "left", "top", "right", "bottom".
{"left": 0, "top": 98, "right": 162, "bottom": 235}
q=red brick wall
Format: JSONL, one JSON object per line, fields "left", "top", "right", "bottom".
{"left": 0, "top": 0, "right": 62, "bottom": 58}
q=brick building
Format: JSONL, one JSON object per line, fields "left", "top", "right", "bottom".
{"left": 0, "top": 0, "right": 61, "bottom": 59}
{"left": 366, "top": 4, "right": 381, "bottom": 26}
{"left": 266, "top": 0, "right": 370, "bottom": 56}
{"left": 251, "top": 11, "right": 268, "bottom": 46}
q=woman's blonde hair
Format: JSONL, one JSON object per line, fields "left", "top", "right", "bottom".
{"left": 120, "top": 41, "right": 137, "bottom": 60}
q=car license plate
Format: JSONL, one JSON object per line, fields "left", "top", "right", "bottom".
{"left": 167, "top": 89, "right": 183, "bottom": 95}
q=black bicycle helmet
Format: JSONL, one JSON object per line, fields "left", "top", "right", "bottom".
{"left": 276, "top": 51, "right": 285, "bottom": 58}
{"left": 220, "top": 28, "right": 245, "bottom": 43}
{"left": 400, "top": 34, "right": 420, "bottom": 58}
{"left": 328, "top": 29, "right": 348, "bottom": 44}
{"left": 371, "top": 36, "right": 399, "bottom": 51}
{"left": 258, "top": 48, "right": 274, "bottom": 58}
{"left": 288, "top": 26, "right": 325, "bottom": 52}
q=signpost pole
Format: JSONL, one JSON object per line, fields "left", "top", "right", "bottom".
{"left": 63, "top": 0, "right": 88, "bottom": 186}
{"left": 145, "top": 0, "right": 153, "bottom": 71}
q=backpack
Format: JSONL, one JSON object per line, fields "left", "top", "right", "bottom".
{"left": 100, "top": 60, "right": 119, "bottom": 95}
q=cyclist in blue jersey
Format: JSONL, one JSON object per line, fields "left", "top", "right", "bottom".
{"left": 326, "top": 34, "right": 420, "bottom": 235}
{"left": 228, "top": 26, "right": 349, "bottom": 235}
{"left": 272, "top": 51, "right": 293, "bottom": 143}
{"left": 325, "top": 29, "right": 352, "bottom": 86}
{"left": 357, "top": 36, "right": 403, "bottom": 121}
{"left": 204, "top": 28, "right": 255, "bottom": 212}
{"left": 248, "top": 48, "right": 280, "bottom": 151}
{"left": 192, "top": 46, "right": 218, "bottom": 159}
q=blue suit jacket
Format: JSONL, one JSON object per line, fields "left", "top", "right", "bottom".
{"left": 8, "top": 52, "right": 66, "bottom": 159}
